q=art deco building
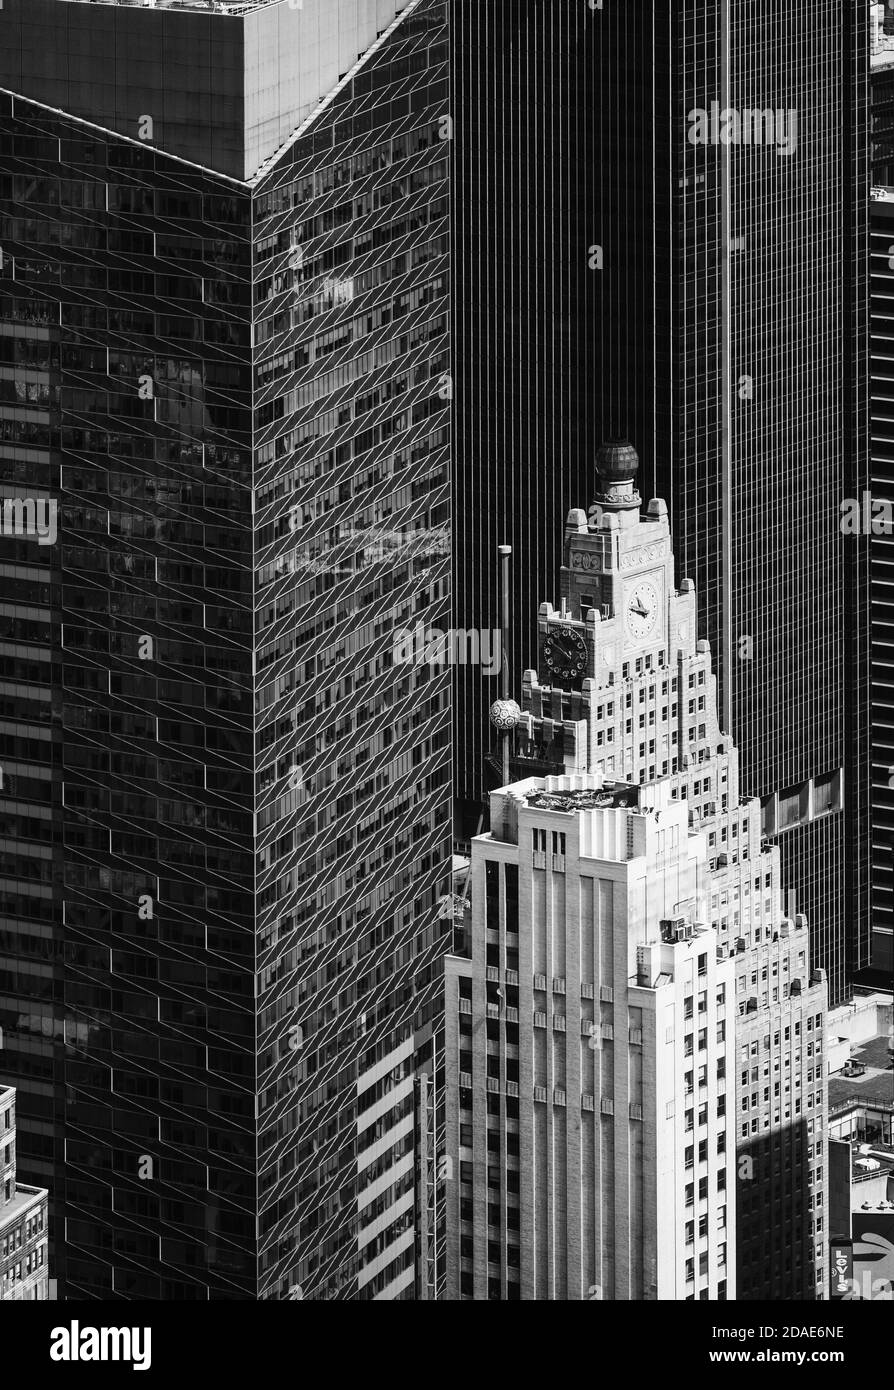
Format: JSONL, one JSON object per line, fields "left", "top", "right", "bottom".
{"left": 451, "top": 0, "right": 869, "bottom": 1009}
{"left": 0, "top": 1085, "right": 49, "bottom": 1300}
{"left": 0, "top": 0, "right": 452, "bottom": 1300}
{"left": 444, "top": 443, "right": 829, "bottom": 1299}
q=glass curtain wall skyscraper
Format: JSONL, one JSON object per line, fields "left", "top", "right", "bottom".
{"left": 0, "top": 0, "right": 452, "bottom": 1300}
{"left": 869, "top": 5, "right": 894, "bottom": 978}
{"left": 450, "top": 0, "right": 599, "bottom": 842}
{"left": 452, "top": 0, "right": 869, "bottom": 1007}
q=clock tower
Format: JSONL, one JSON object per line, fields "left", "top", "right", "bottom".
{"left": 511, "top": 438, "right": 724, "bottom": 792}
{"left": 537, "top": 439, "right": 697, "bottom": 687}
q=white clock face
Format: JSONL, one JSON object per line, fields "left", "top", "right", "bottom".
{"left": 626, "top": 580, "right": 659, "bottom": 639}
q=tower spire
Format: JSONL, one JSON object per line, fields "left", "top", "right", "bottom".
{"left": 594, "top": 437, "right": 642, "bottom": 513}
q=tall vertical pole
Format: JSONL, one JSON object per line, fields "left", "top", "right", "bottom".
{"left": 499, "top": 544, "right": 511, "bottom": 785}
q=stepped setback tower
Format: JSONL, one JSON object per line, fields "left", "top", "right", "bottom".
{"left": 444, "top": 443, "right": 829, "bottom": 1301}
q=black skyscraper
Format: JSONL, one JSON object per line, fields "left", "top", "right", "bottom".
{"left": 869, "top": 14, "right": 894, "bottom": 978}
{"left": 450, "top": 0, "right": 599, "bottom": 841}
{"left": 0, "top": 0, "right": 452, "bottom": 1300}
{"left": 452, "top": 0, "right": 869, "bottom": 1008}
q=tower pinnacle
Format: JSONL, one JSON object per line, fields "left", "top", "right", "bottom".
{"left": 594, "top": 438, "right": 642, "bottom": 513}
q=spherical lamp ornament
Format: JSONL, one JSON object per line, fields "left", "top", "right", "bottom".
{"left": 489, "top": 698, "right": 521, "bottom": 732}
{"left": 595, "top": 438, "right": 640, "bottom": 485}
{"left": 594, "top": 438, "right": 642, "bottom": 512}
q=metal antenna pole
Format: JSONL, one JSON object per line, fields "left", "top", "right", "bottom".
{"left": 498, "top": 545, "right": 511, "bottom": 786}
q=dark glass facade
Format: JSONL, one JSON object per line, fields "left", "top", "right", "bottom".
{"left": 870, "top": 51, "right": 894, "bottom": 978}
{"left": 450, "top": 0, "right": 599, "bottom": 840}
{"left": 453, "top": 0, "right": 869, "bottom": 1006}
{"left": 0, "top": 0, "right": 451, "bottom": 1300}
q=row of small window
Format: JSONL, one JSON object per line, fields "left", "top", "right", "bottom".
{"left": 740, "top": 1244, "right": 819, "bottom": 1277}
{"left": 684, "top": 1096, "right": 727, "bottom": 1129}
{"left": 685, "top": 1135, "right": 727, "bottom": 1167}
{"left": 619, "top": 657, "right": 691, "bottom": 683}
{"left": 684, "top": 987, "right": 725, "bottom": 1018}
{"left": 738, "top": 987, "right": 807, "bottom": 1009}
{"left": 739, "top": 1021, "right": 821, "bottom": 1057}
{"left": 594, "top": 759, "right": 679, "bottom": 779}
{"left": 681, "top": 1058, "right": 726, "bottom": 1093}
{"left": 460, "top": 1275, "right": 520, "bottom": 1299}
{"left": 713, "top": 877, "right": 771, "bottom": 912}
{"left": 458, "top": 1082, "right": 519, "bottom": 1111}
{"left": 683, "top": 1023, "right": 725, "bottom": 1055}
{"left": 707, "top": 820, "right": 749, "bottom": 848}
{"left": 531, "top": 830, "right": 566, "bottom": 855}
{"left": 736, "top": 955, "right": 805, "bottom": 991}
{"left": 686, "top": 1281, "right": 727, "bottom": 1301}
{"left": 479, "top": 1205, "right": 520, "bottom": 1232}
{"left": 476, "top": 1164, "right": 521, "bottom": 1193}
{"left": 459, "top": 1237, "right": 521, "bottom": 1267}
{"left": 1, "top": 1243, "right": 44, "bottom": 1283}
{"left": 740, "top": 1103, "right": 820, "bottom": 1136}
{"left": 742, "top": 1090, "right": 822, "bottom": 1112}
{"left": 742, "top": 1065, "right": 819, "bottom": 1087}
{"left": 685, "top": 1247, "right": 727, "bottom": 1281}
{"left": 685, "top": 1171, "right": 727, "bottom": 1205}
{"left": 686, "top": 1208, "right": 727, "bottom": 1242}
{"left": 1, "top": 1211, "right": 41, "bottom": 1258}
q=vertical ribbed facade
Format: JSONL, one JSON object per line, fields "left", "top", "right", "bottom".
{"left": 596, "top": 0, "right": 869, "bottom": 1009}
{"left": 0, "top": 0, "right": 452, "bottom": 1300}
{"left": 450, "top": 0, "right": 598, "bottom": 838}
{"left": 870, "top": 37, "right": 894, "bottom": 977}
{"left": 453, "top": 0, "right": 869, "bottom": 1006}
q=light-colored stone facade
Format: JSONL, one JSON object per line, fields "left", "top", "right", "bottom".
{"left": 0, "top": 1086, "right": 49, "bottom": 1300}
{"left": 444, "top": 445, "right": 828, "bottom": 1300}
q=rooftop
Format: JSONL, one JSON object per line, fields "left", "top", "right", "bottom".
{"left": 851, "top": 1140, "right": 894, "bottom": 1182}
{"left": 59, "top": 1, "right": 274, "bottom": 12}
{"left": 0, "top": 1184, "right": 47, "bottom": 1232}
{"left": 3, "top": 0, "right": 414, "bottom": 183}
{"left": 525, "top": 785, "right": 641, "bottom": 814}
{"left": 828, "top": 1034, "right": 894, "bottom": 1116}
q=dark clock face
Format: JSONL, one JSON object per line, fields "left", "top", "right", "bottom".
{"left": 542, "top": 624, "right": 588, "bottom": 685}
